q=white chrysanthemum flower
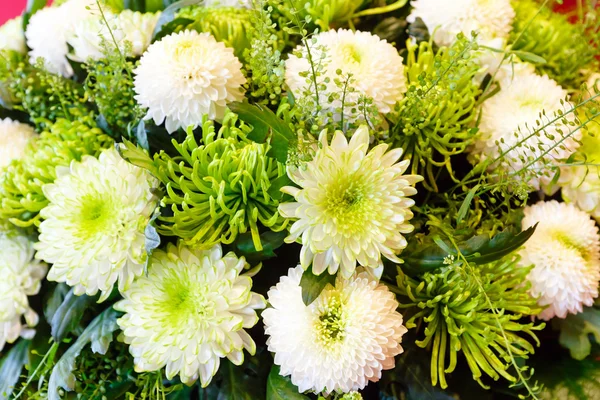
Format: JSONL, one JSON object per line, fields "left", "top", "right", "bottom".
{"left": 35, "top": 147, "right": 159, "bottom": 302}
{"left": 26, "top": 0, "right": 98, "bottom": 77}
{"left": 0, "top": 118, "right": 37, "bottom": 169}
{"left": 407, "top": 0, "right": 515, "bottom": 47}
{"left": 115, "top": 242, "right": 265, "bottom": 386}
{"left": 285, "top": 29, "right": 406, "bottom": 119}
{"left": 0, "top": 229, "right": 47, "bottom": 351}
{"left": 67, "top": 10, "right": 160, "bottom": 62}
{"left": 472, "top": 70, "right": 579, "bottom": 190}
{"left": 560, "top": 129, "right": 600, "bottom": 221}
{"left": 519, "top": 200, "right": 600, "bottom": 320}
{"left": 0, "top": 17, "right": 26, "bottom": 53}
{"left": 134, "top": 30, "right": 246, "bottom": 133}
{"left": 279, "top": 126, "right": 422, "bottom": 278}
{"left": 263, "top": 266, "right": 407, "bottom": 394}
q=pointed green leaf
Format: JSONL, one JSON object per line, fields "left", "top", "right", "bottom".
{"left": 266, "top": 365, "right": 309, "bottom": 400}
{"left": 50, "top": 289, "right": 96, "bottom": 342}
{"left": 299, "top": 266, "right": 336, "bottom": 306}
{"left": 0, "top": 340, "right": 30, "bottom": 399}
{"left": 555, "top": 307, "right": 600, "bottom": 360}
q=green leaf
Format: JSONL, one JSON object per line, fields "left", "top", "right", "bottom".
{"left": 50, "top": 288, "right": 96, "bottom": 342}
{"left": 152, "top": 0, "right": 201, "bottom": 39}
{"left": 136, "top": 120, "right": 149, "bottom": 151}
{"left": 555, "top": 307, "right": 600, "bottom": 360}
{"left": 44, "top": 283, "right": 70, "bottom": 323}
{"left": 228, "top": 102, "right": 295, "bottom": 164}
{"left": 402, "top": 225, "right": 537, "bottom": 274}
{"left": 534, "top": 351, "right": 600, "bottom": 400}
{"left": 266, "top": 365, "right": 308, "bottom": 400}
{"left": 511, "top": 50, "right": 547, "bottom": 65}
{"left": 456, "top": 184, "right": 480, "bottom": 224}
{"left": 22, "top": 0, "right": 48, "bottom": 29}
{"left": 0, "top": 340, "right": 30, "bottom": 399}
{"left": 48, "top": 307, "right": 121, "bottom": 400}
{"left": 231, "top": 231, "right": 287, "bottom": 262}
{"left": 267, "top": 175, "right": 293, "bottom": 201}
{"left": 299, "top": 266, "right": 336, "bottom": 306}
{"left": 144, "top": 209, "right": 162, "bottom": 264}
{"left": 218, "top": 360, "right": 263, "bottom": 400}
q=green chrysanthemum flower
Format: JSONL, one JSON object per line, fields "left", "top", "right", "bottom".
{"left": 115, "top": 241, "right": 265, "bottom": 386}
{"left": 0, "top": 117, "right": 113, "bottom": 227}
{"left": 509, "top": 0, "right": 597, "bottom": 88}
{"left": 119, "top": 113, "right": 288, "bottom": 251}
{"left": 396, "top": 257, "right": 544, "bottom": 389}
{"left": 35, "top": 147, "right": 160, "bottom": 302}
{"left": 389, "top": 35, "right": 480, "bottom": 191}
{"left": 177, "top": 6, "right": 254, "bottom": 59}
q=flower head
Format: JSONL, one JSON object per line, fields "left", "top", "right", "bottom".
{"left": 263, "top": 266, "right": 407, "bottom": 394}
{"left": 519, "top": 200, "right": 600, "bottom": 320}
{"left": 35, "top": 147, "right": 159, "bottom": 301}
{"left": 407, "top": 0, "right": 515, "bottom": 47}
{"left": 285, "top": 29, "right": 406, "bottom": 120}
{"left": 0, "top": 17, "right": 26, "bottom": 54}
{"left": 134, "top": 30, "right": 246, "bottom": 133}
{"left": 0, "top": 228, "right": 47, "bottom": 351}
{"left": 0, "top": 118, "right": 37, "bottom": 169}
{"left": 67, "top": 10, "right": 160, "bottom": 62}
{"left": 115, "top": 242, "right": 265, "bottom": 386}
{"left": 26, "top": 0, "right": 98, "bottom": 77}
{"left": 279, "top": 126, "right": 421, "bottom": 278}
{"left": 472, "top": 70, "right": 579, "bottom": 190}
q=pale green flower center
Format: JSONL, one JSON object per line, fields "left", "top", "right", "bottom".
{"left": 340, "top": 43, "right": 362, "bottom": 65}
{"left": 322, "top": 174, "right": 374, "bottom": 235}
{"left": 160, "top": 273, "right": 216, "bottom": 324}
{"left": 77, "top": 194, "right": 117, "bottom": 238}
{"left": 315, "top": 296, "right": 347, "bottom": 349}
{"left": 552, "top": 231, "right": 590, "bottom": 261}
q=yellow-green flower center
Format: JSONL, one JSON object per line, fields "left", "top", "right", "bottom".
{"left": 77, "top": 194, "right": 116, "bottom": 238}
{"left": 315, "top": 296, "right": 347, "bottom": 349}
{"left": 322, "top": 173, "right": 374, "bottom": 235}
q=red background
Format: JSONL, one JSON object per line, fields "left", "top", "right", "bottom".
{"left": 0, "top": 0, "right": 583, "bottom": 25}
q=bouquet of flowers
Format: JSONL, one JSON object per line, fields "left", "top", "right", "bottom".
{"left": 0, "top": 0, "right": 599, "bottom": 398}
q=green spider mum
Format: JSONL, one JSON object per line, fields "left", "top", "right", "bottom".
{"left": 389, "top": 35, "right": 480, "bottom": 192}
{"left": 509, "top": 0, "right": 598, "bottom": 88}
{"left": 396, "top": 256, "right": 545, "bottom": 389}
{"left": 119, "top": 113, "right": 289, "bottom": 251}
{"left": 177, "top": 6, "right": 255, "bottom": 60}
{"left": 0, "top": 117, "right": 113, "bottom": 228}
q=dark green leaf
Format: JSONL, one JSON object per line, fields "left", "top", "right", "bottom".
{"left": 555, "top": 307, "right": 600, "bottom": 360}
{"left": 48, "top": 307, "right": 121, "bottom": 400}
{"left": 299, "top": 266, "right": 336, "bottom": 306}
{"left": 50, "top": 288, "right": 96, "bottom": 342}
{"left": 266, "top": 365, "right": 308, "bottom": 400}
{"left": 44, "top": 283, "right": 70, "bottom": 323}
{"left": 153, "top": 17, "right": 194, "bottom": 41}
{"left": 136, "top": 120, "right": 149, "bottom": 151}
{"left": 123, "top": 0, "right": 146, "bottom": 11}
{"left": 228, "top": 102, "right": 295, "bottom": 164}
{"left": 407, "top": 17, "right": 430, "bottom": 44}
{"left": 374, "top": 17, "right": 408, "bottom": 44}
{"left": 511, "top": 50, "right": 547, "bottom": 65}
{"left": 534, "top": 351, "right": 600, "bottom": 400}
{"left": 22, "top": 0, "right": 47, "bottom": 29}
{"left": 0, "top": 340, "right": 30, "bottom": 399}
{"left": 152, "top": 0, "right": 202, "bottom": 40}
{"left": 267, "top": 175, "right": 293, "bottom": 201}
{"left": 218, "top": 360, "right": 263, "bottom": 400}
{"left": 402, "top": 225, "right": 537, "bottom": 274}
{"left": 230, "top": 231, "right": 287, "bottom": 262}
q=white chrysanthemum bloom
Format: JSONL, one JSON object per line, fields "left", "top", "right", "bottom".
{"left": 472, "top": 70, "right": 579, "bottom": 190}
{"left": 26, "top": 0, "right": 98, "bottom": 77}
{"left": 263, "top": 266, "right": 407, "bottom": 394}
{"left": 279, "top": 126, "right": 422, "bottom": 278}
{"left": 134, "top": 30, "right": 246, "bottom": 133}
{"left": 560, "top": 129, "right": 600, "bottom": 221}
{"left": 0, "top": 17, "right": 26, "bottom": 54}
{"left": 67, "top": 10, "right": 160, "bottom": 62}
{"left": 285, "top": 29, "right": 406, "bottom": 120}
{"left": 0, "top": 229, "right": 47, "bottom": 351}
{"left": 115, "top": 242, "right": 265, "bottom": 386}
{"left": 519, "top": 200, "right": 600, "bottom": 320}
{"left": 407, "top": 0, "right": 515, "bottom": 47}
{"left": 0, "top": 118, "right": 37, "bottom": 169}
{"left": 35, "top": 147, "right": 159, "bottom": 302}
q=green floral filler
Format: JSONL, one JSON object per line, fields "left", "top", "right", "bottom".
{"left": 0, "top": 117, "right": 113, "bottom": 227}
{"left": 510, "top": 0, "right": 597, "bottom": 88}
{"left": 121, "top": 113, "right": 289, "bottom": 251}
{"left": 390, "top": 34, "right": 480, "bottom": 191}
{"left": 396, "top": 257, "right": 545, "bottom": 389}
